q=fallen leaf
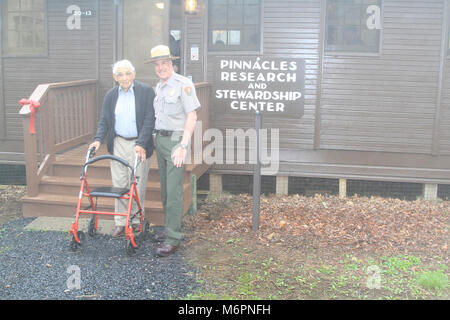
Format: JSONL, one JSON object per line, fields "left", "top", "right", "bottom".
{"left": 279, "top": 220, "right": 287, "bottom": 228}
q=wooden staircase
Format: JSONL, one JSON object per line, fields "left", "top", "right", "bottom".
{"left": 21, "top": 144, "right": 209, "bottom": 225}
{"left": 19, "top": 80, "right": 211, "bottom": 226}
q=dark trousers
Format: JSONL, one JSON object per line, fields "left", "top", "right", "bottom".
{"left": 156, "top": 134, "right": 184, "bottom": 246}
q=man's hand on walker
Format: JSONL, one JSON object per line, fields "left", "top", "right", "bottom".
{"left": 134, "top": 145, "right": 146, "bottom": 162}
{"left": 89, "top": 141, "right": 101, "bottom": 151}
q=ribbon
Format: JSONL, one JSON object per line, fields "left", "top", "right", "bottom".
{"left": 19, "top": 99, "right": 41, "bottom": 135}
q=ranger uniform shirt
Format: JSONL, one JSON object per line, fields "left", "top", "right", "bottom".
{"left": 154, "top": 72, "right": 200, "bottom": 131}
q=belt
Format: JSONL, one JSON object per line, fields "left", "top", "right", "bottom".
{"left": 116, "top": 134, "right": 138, "bottom": 141}
{"left": 155, "top": 129, "right": 174, "bottom": 136}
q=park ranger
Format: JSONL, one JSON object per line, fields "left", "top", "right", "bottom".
{"left": 145, "top": 45, "right": 200, "bottom": 257}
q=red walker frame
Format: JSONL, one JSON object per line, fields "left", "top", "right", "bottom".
{"left": 69, "top": 147, "right": 148, "bottom": 255}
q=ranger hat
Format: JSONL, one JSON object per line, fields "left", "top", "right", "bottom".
{"left": 145, "top": 45, "right": 179, "bottom": 64}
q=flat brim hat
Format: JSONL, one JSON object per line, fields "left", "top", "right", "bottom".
{"left": 144, "top": 45, "right": 180, "bottom": 64}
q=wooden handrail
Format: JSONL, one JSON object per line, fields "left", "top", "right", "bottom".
{"left": 19, "top": 84, "right": 49, "bottom": 116}
{"left": 20, "top": 79, "right": 98, "bottom": 196}
{"left": 19, "top": 80, "right": 97, "bottom": 116}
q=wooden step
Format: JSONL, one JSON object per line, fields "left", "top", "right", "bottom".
{"left": 52, "top": 161, "right": 196, "bottom": 184}
{"left": 22, "top": 193, "right": 165, "bottom": 225}
{"left": 22, "top": 143, "right": 207, "bottom": 226}
{"left": 22, "top": 185, "right": 192, "bottom": 226}
{"left": 55, "top": 146, "right": 200, "bottom": 172}
{"left": 39, "top": 175, "right": 171, "bottom": 201}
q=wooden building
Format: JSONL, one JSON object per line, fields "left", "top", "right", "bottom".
{"left": 2, "top": 0, "right": 450, "bottom": 211}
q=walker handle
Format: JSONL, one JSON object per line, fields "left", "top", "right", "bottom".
{"left": 88, "top": 147, "right": 96, "bottom": 159}
{"left": 80, "top": 155, "right": 134, "bottom": 180}
{"left": 82, "top": 147, "right": 97, "bottom": 178}
{"left": 134, "top": 153, "right": 141, "bottom": 172}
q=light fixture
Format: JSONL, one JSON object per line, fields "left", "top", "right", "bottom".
{"left": 155, "top": 2, "right": 164, "bottom": 10}
{"left": 185, "top": 0, "right": 198, "bottom": 15}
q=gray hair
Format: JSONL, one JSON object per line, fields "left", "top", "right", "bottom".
{"left": 112, "top": 59, "right": 135, "bottom": 74}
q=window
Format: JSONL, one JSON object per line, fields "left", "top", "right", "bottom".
{"left": 2, "top": 0, "right": 47, "bottom": 56}
{"left": 208, "top": 0, "right": 260, "bottom": 52}
{"left": 326, "top": 0, "right": 381, "bottom": 53}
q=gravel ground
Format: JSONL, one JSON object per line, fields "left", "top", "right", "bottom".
{"left": 0, "top": 218, "right": 203, "bottom": 300}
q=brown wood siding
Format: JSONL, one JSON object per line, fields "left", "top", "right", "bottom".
{"left": 0, "top": 74, "right": 4, "bottom": 140}
{"left": 441, "top": 54, "right": 450, "bottom": 154}
{"left": 439, "top": 0, "right": 450, "bottom": 156}
{"left": 205, "top": 0, "right": 321, "bottom": 151}
{"left": 320, "top": 0, "right": 444, "bottom": 154}
{"left": 184, "top": 0, "right": 206, "bottom": 83}
{"left": 189, "top": 0, "right": 450, "bottom": 183}
{"left": 0, "top": 18, "right": 4, "bottom": 140}
{"left": 2, "top": 0, "right": 99, "bottom": 148}
{"left": 98, "top": 0, "right": 115, "bottom": 118}
{"left": 1, "top": 0, "right": 449, "bottom": 183}
{"left": 262, "top": 0, "right": 320, "bottom": 150}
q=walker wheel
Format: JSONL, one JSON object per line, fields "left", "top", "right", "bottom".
{"left": 126, "top": 239, "right": 136, "bottom": 256}
{"left": 88, "top": 215, "right": 97, "bottom": 237}
{"left": 135, "top": 232, "right": 144, "bottom": 249}
{"left": 142, "top": 219, "right": 150, "bottom": 240}
{"left": 78, "top": 231, "right": 86, "bottom": 242}
{"left": 70, "top": 239, "right": 79, "bottom": 252}
{"left": 70, "top": 231, "right": 85, "bottom": 251}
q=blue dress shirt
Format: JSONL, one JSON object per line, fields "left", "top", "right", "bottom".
{"left": 114, "top": 83, "right": 138, "bottom": 138}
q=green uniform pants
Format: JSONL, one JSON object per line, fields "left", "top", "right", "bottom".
{"left": 156, "top": 134, "right": 184, "bottom": 246}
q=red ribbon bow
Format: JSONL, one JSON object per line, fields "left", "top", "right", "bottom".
{"left": 19, "top": 99, "right": 41, "bottom": 135}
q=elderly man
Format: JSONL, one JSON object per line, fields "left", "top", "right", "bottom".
{"left": 145, "top": 45, "right": 200, "bottom": 257}
{"left": 89, "top": 59, "right": 155, "bottom": 237}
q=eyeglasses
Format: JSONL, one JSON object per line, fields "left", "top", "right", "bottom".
{"left": 115, "top": 71, "right": 133, "bottom": 78}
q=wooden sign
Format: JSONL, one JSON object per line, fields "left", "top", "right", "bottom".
{"left": 212, "top": 56, "right": 305, "bottom": 117}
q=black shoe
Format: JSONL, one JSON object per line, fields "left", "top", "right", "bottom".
{"left": 112, "top": 226, "right": 125, "bottom": 237}
{"left": 152, "top": 231, "right": 166, "bottom": 243}
{"left": 132, "top": 224, "right": 141, "bottom": 233}
{"left": 156, "top": 243, "right": 178, "bottom": 257}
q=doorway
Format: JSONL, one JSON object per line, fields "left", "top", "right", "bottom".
{"left": 122, "top": 0, "right": 184, "bottom": 85}
{"left": 122, "top": 0, "right": 169, "bottom": 85}
{"left": 169, "top": 0, "right": 183, "bottom": 74}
